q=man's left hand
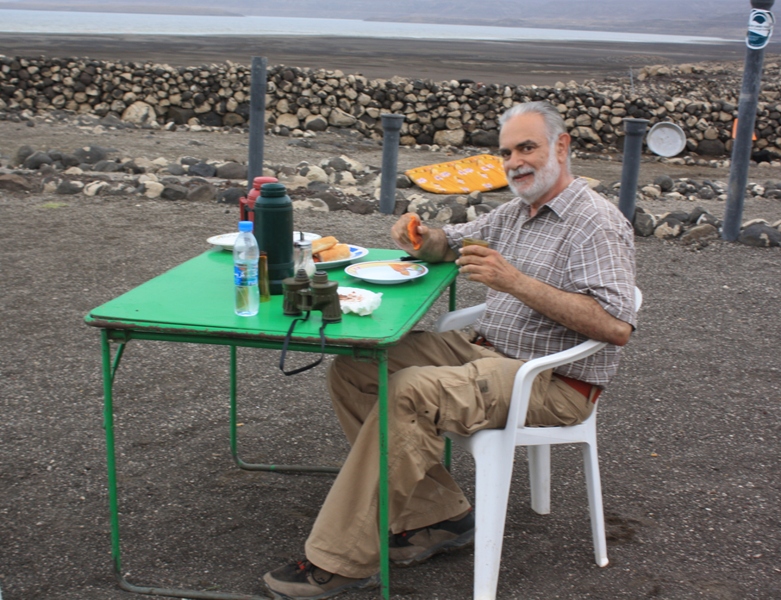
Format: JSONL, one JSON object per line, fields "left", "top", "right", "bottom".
{"left": 456, "top": 245, "right": 520, "bottom": 293}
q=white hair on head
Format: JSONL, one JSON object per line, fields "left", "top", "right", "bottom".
{"left": 499, "top": 101, "right": 571, "bottom": 169}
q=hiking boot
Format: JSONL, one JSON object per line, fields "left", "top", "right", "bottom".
{"left": 389, "top": 508, "right": 475, "bottom": 567}
{"left": 262, "top": 559, "right": 379, "bottom": 599}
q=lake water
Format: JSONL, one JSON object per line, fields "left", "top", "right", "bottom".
{"left": 0, "top": 9, "right": 737, "bottom": 45}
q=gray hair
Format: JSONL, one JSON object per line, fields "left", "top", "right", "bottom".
{"left": 499, "top": 101, "right": 571, "bottom": 170}
{"left": 499, "top": 101, "right": 568, "bottom": 147}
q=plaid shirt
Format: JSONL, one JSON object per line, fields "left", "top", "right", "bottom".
{"left": 443, "top": 178, "right": 636, "bottom": 387}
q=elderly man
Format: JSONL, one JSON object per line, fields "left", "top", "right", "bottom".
{"left": 263, "top": 101, "right": 637, "bottom": 599}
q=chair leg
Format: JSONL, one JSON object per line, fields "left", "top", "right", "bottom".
{"left": 581, "top": 441, "right": 608, "bottom": 567}
{"left": 527, "top": 445, "right": 551, "bottom": 515}
{"left": 471, "top": 438, "right": 515, "bottom": 600}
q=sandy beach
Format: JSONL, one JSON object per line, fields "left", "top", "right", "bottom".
{"left": 0, "top": 32, "right": 753, "bottom": 85}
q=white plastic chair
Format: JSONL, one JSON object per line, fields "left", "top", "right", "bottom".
{"left": 435, "top": 287, "right": 642, "bottom": 600}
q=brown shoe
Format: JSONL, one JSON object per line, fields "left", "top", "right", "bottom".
{"left": 389, "top": 508, "right": 475, "bottom": 567}
{"left": 263, "top": 559, "right": 379, "bottom": 599}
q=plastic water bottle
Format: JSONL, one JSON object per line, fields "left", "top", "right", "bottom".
{"left": 234, "top": 220, "right": 260, "bottom": 317}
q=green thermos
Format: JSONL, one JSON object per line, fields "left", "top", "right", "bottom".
{"left": 252, "top": 182, "right": 294, "bottom": 295}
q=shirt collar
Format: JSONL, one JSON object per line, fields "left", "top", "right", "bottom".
{"left": 519, "top": 177, "right": 590, "bottom": 220}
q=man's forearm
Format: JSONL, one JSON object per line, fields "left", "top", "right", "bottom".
{"left": 507, "top": 270, "right": 632, "bottom": 346}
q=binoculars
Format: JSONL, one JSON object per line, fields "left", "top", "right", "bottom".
{"left": 282, "top": 269, "right": 342, "bottom": 323}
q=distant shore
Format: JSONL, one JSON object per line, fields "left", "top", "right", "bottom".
{"left": 0, "top": 32, "right": 755, "bottom": 85}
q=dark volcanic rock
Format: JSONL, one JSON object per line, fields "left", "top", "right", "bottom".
{"left": 653, "top": 175, "right": 674, "bottom": 192}
{"left": 23, "top": 151, "right": 53, "bottom": 170}
{"left": 56, "top": 179, "right": 84, "bottom": 195}
{"left": 697, "top": 139, "right": 726, "bottom": 157}
{"left": 216, "top": 162, "right": 247, "bottom": 180}
{"left": 187, "top": 184, "right": 217, "bottom": 202}
{"left": 738, "top": 223, "right": 781, "bottom": 247}
{"left": 14, "top": 145, "right": 34, "bottom": 166}
{"left": 218, "top": 187, "right": 245, "bottom": 205}
{"left": 471, "top": 129, "right": 499, "bottom": 147}
{"left": 188, "top": 162, "right": 217, "bottom": 178}
{"left": 73, "top": 145, "right": 108, "bottom": 164}
{"left": 633, "top": 211, "right": 656, "bottom": 237}
{"left": 161, "top": 184, "right": 188, "bottom": 201}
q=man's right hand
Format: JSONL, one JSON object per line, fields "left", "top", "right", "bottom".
{"left": 390, "top": 214, "right": 457, "bottom": 263}
{"left": 391, "top": 214, "right": 428, "bottom": 254}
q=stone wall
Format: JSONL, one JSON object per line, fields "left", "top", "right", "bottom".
{"left": 2, "top": 55, "right": 781, "bottom": 157}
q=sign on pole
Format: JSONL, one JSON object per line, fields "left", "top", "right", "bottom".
{"left": 747, "top": 9, "right": 775, "bottom": 49}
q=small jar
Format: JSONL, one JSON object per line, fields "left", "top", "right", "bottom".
{"left": 258, "top": 251, "right": 271, "bottom": 303}
{"left": 293, "top": 240, "right": 317, "bottom": 278}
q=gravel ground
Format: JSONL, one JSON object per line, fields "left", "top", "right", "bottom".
{"left": 1, "top": 122, "right": 781, "bottom": 600}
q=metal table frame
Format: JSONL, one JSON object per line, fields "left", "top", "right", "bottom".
{"left": 87, "top": 248, "right": 458, "bottom": 600}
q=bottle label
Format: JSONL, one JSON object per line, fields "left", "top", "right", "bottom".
{"left": 234, "top": 263, "right": 259, "bottom": 286}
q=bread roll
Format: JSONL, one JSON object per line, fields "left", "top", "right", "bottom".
{"left": 318, "top": 243, "right": 351, "bottom": 262}
{"left": 312, "top": 236, "right": 338, "bottom": 254}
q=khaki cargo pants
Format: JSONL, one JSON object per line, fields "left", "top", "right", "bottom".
{"left": 305, "top": 330, "right": 594, "bottom": 578}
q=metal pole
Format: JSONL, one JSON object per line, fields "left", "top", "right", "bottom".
{"left": 248, "top": 57, "right": 268, "bottom": 192}
{"left": 618, "top": 118, "right": 649, "bottom": 222}
{"left": 379, "top": 114, "right": 406, "bottom": 214}
{"left": 723, "top": 0, "right": 775, "bottom": 241}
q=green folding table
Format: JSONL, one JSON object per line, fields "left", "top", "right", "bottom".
{"left": 85, "top": 247, "right": 459, "bottom": 600}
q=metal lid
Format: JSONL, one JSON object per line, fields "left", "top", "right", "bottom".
{"left": 259, "top": 182, "right": 288, "bottom": 197}
{"left": 647, "top": 122, "right": 687, "bottom": 157}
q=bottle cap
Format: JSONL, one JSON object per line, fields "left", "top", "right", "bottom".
{"left": 238, "top": 220, "right": 253, "bottom": 232}
{"left": 253, "top": 176, "right": 278, "bottom": 189}
{"left": 259, "top": 182, "right": 288, "bottom": 197}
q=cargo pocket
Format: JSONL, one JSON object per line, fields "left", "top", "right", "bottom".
{"left": 436, "top": 358, "right": 518, "bottom": 435}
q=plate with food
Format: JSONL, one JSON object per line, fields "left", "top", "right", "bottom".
{"left": 312, "top": 236, "right": 369, "bottom": 269}
{"left": 344, "top": 260, "right": 428, "bottom": 285}
{"left": 207, "top": 231, "right": 321, "bottom": 251}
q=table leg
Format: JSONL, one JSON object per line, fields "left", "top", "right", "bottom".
{"left": 228, "top": 345, "right": 340, "bottom": 474}
{"left": 377, "top": 351, "right": 390, "bottom": 600}
{"left": 101, "top": 333, "right": 273, "bottom": 599}
{"left": 101, "top": 330, "right": 123, "bottom": 580}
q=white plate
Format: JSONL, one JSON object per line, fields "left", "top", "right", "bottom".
{"left": 344, "top": 260, "right": 428, "bottom": 284}
{"left": 207, "top": 231, "right": 321, "bottom": 251}
{"left": 207, "top": 232, "right": 239, "bottom": 251}
{"left": 315, "top": 245, "right": 369, "bottom": 269}
{"left": 646, "top": 122, "right": 686, "bottom": 157}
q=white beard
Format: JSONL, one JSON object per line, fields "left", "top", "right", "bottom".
{"left": 507, "top": 149, "right": 561, "bottom": 204}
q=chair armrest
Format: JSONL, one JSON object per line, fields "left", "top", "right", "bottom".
{"left": 505, "top": 338, "right": 608, "bottom": 432}
{"left": 434, "top": 303, "right": 487, "bottom": 333}
{"left": 436, "top": 285, "right": 641, "bottom": 432}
